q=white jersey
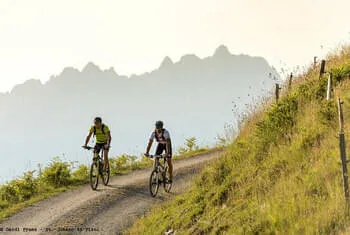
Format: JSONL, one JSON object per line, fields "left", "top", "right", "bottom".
{"left": 150, "top": 129, "right": 170, "bottom": 144}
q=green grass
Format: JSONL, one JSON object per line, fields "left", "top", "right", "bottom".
{"left": 0, "top": 187, "right": 68, "bottom": 221}
{"left": 127, "top": 45, "right": 350, "bottom": 234}
{"left": 0, "top": 142, "right": 218, "bottom": 222}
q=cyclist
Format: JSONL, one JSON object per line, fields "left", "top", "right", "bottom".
{"left": 84, "top": 117, "right": 111, "bottom": 172}
{"left": 145, "top": 120, "right": 173, "bottom": 182}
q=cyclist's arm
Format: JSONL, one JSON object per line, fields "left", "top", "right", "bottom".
{"left": 146, "top": 139, "right": 153, "bottom": 154}
{"left": 85, "top": 131, "right": 93, "bottom": 146}
{"left": 164, "top": 130, "right": 171, "bottom": 157}
{"left": 146, "top": 132, "right": 155, "bottom": 154}
{"left": 106, "top": 131, "right": 111, "bottom": 146}
{"left": 166, "top": 138, "right": 171, "bottom": 157}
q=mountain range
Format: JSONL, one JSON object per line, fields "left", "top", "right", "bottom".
{"left": 0, "top": 45, "right": 279, "bottom": 183}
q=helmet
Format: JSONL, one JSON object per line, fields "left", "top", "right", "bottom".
{"left": 155, "top": 120, "right": 163, "bottom": 129}
{"left": 94, "top": 117, "right": 102, "bottom": 123}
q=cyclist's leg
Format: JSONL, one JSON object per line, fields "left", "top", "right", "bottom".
{"left": 167, "top": 141, "right": 173, "bottom": 181}
{"left": 93, "top": 144, "right": 102, "bottom": 160}
{"left": 155, "top": 143, "right": 164, "bottom": 155}
{"left": 103, "top": 144, "right": 110, "bottom": 171}
{"left": 154, "top": 143, "right": 163, "bottom": 169}
{"left": 166, "top": 157, "right": 173, "bottom": 181}
{"left": 167, "top": 151, "right": 173, "bottom": 182}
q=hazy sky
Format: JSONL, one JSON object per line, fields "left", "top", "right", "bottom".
{"left": 0, "top": 0, "right": 349, "bottom": 92}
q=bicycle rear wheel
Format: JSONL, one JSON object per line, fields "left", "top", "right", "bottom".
{"left": 90, "top": 162, "right": 99, "bottom": 190}
{"left": 149, "top": 170, "right": 159, "bottom": 197}
{"left": 163, "top": 166, "right": 172, "bottom": 193}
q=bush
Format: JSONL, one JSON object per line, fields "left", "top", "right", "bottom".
{"left": 255, "top": 94, "right": 298, "bottom": 151}
{"left": 138, "top": 155, "right": 153, "bottom": 168}
{"left": 330, "top": 64, "right": 350, "bottom": 83}
{"left": 318, "top": 100, "right": 337, "bottom": 125}
{"left": 109, "top": 154, "right": 140, "bottom": 174}
{"left": 0, "top": 199, "right": 9, "bottom": 210}
{"left": 178, "top": 137, "right": 199, "bottom": 154}
{"left": 0, "top": 182, "right": 20, "bottom": 203}
{"left": 16, "top": 171, "right": 38, "bottom": 200}
{"left": 185, "top": 137, "right": 198, "bottom": 151}
{"left": 41, "top": 157, "right": 72, "bottom": 188}
{"left": 0, "top": 171, "right": 37, "bottom": 206}
{"left": 71, "top": 164, "right": 89, "bottom": 184}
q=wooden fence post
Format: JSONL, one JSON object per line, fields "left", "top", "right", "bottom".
{"left": 320, "top": 60, "right": 326, "bottom": 78}
{"left": 314, "top": 56, "right": 317, "bottom": 68}
{"left": 288, "top": 73, "right": 293, "bottom": 91}
{"left": 338, "top": 98, "right": 350, "bottom": 206}
{"left": 275, "top": 84, "right": 281, "bottom": 102}
{"left": 326, "top": 73, "right": 333, "bottom": 101}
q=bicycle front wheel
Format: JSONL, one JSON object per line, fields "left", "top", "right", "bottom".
{"left": 149, "top": 170, "right": 159, "bottom": 197}
{"left": 163, "top": 166, "right": 172, "bottom": 193}
{"left": 102, "top": 160, "right": 110, "bottom": 186}
{"left": 90, "top": 162, "right": 99, "bottom": 190}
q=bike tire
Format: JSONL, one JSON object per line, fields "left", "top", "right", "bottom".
{"left": 163, "top": 166, "right": 172, "bottom": 193}
{"left": 90, "top": 162, "right": 99, "bottom": 190}
{"left": 102, "top": 161, "right": 110, "bottom": 186}
{"left": 149, "top": 170, "right": 159, "bottom": 197}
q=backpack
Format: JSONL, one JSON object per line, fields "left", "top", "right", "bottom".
{"left": 93, "top": 124, "right": 105, "bottom": 136}
{"left": 155, "top": 128, "right": 165, "bottom": 142}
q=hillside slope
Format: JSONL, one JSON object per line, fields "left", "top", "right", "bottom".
{"left": 127, "top": 46, "right": 350, "bottom": 234}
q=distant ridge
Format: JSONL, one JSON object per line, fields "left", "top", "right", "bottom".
{"left": 0, "top": 45, "right": 279, "bottom": 184}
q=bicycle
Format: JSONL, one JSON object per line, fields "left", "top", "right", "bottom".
{"left": 82, "top": 145, "right": 110, "bottom": 190}
{"left": 147, "top": 154, "right": 172, "bottom": 197}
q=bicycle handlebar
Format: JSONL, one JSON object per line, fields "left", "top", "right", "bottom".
{"left": 82, "top": 146, "right": 94, "bottom": 150}
{"left": 82, "top": 145, "right": 111, "bottom": 151}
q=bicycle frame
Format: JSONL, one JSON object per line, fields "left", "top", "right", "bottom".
{"left": 93, "top": 149, "right": 104, "bottom": 165}
{"left": 153, "top": 155, "right": 167, "bottom": 172}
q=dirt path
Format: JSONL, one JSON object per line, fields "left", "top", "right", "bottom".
{"left": 0, "top": 150, "right": 222, "bottom": 235}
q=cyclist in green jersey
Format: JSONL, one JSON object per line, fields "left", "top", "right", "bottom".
{"left": 84, "top": 117, "right": 112, "bottom": 171}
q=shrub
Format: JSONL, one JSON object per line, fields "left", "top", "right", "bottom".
{"left": 71, "top": 165, "right": 89, "bottom": 184}
{"left": 0, "top": 198, "right": 9, "bottom": 210}
{"left": 16, "top": 171, "right": 38, "bottom": 200}
{"left": 318, "top": 100, "right": 337, "bottom": 126}
{"left": 185, "top": 137, "right": 198, "bottom": 151}
{"left": 0, "top": 171, "right": 37, "bottom": 205}
{"left": 0, "top": 182, "right": 20, "bottom": 203}
{"left": 41, "top": 157, "right": 72, "bottom": 188}
{"left": 109, "top": 154, "right": 139, "bottom": 174}
{"left": 330, "top": 64, "right": 350, "bottom": 83}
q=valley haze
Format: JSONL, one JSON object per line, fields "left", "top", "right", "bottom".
{"left": 0, "top": 45, "right": 278, "bottom": 184}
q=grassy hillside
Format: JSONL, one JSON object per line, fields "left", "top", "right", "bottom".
{"left": 127, "top": 45, "right": 350, "bottom": 234}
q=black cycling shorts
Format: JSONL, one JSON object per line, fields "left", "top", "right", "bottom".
{"left": 155, "top": 140, "right": 172, "bottom": 158}
{"left": 94, "top": 143, "right": 109, "bottom": 154}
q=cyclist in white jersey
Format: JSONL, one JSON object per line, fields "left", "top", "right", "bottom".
{"left": 145, "top": 120, "right": 173, "bottom": 182}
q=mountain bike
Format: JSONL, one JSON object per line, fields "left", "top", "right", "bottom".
{"left": 82, "top": 146, "right": 110, "bottom": 190}
{"left": 147, "top": 154, "right": 172, "bottom": 197}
